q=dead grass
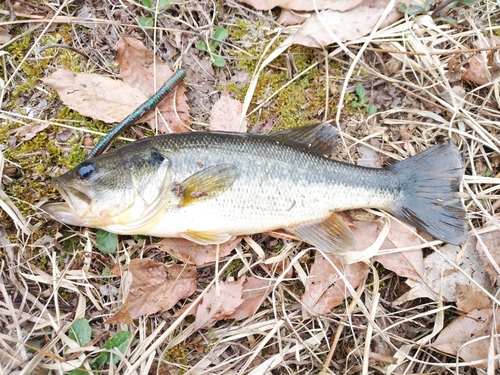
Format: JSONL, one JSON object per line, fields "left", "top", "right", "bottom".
{"left": 1, "top": 0, "right": 499, "bottom": 374}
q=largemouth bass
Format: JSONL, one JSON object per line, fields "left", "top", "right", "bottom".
{"left": 43, "top": 123, "right": 468, "bottom": 252}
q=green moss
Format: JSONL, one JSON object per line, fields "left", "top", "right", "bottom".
{"left": 164, "top": 344, "right": 188, "bottom": 369}
{"left": 227, "top": 20, "right": 347, "bottom": 130}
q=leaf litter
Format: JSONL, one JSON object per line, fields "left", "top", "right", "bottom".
{"left": 42, "top": 36, "right": 190, "bottom": 133}
{"left": 106, "top": 258, "right": 197, "bottom": 324}
{"left": 2, "top": 0, "right": 500, "bottom": 373}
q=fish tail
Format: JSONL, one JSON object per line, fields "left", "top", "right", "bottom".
{"left": 388, "top": 141, "right": 468, "bottom": 244}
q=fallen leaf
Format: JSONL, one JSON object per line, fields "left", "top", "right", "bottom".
{"left": 239, "top": 0, "right": 362, "bottom": 11}
{"left": 455, "top": 284, "right": 491, "bottom": 313}
{"left": 226, "top": 277, "right": 273, "bottom": 320}
{"left": 302, "top": 217, "right": 424, "bottom": 317}
{"left": 0, "top": 27, "right": 11, "bottom": 44}
{"left": 193, "top": 277, "right": 245, "bottom": 330}
{"left": 106, "top": 259, "right": 197, "bottom": 324}
{"left": 288, "top": 0, "right": 419, "bottom": 48}
{"left": 117, "top": 36, "right": 190, "bottom": 133}
{"left": 357, "top": 145, "right": 382, "bottom": 168}
{"left": 476, "top": 228, "right": 500, "bottom": 284}
{"left": 277, "top": 10, "right": 310, "bottom": 26}
{"left": 14, "top": 123, "right": 51, "bottom": 142}
{"left": 302, "top": 253, "right": 370, "bottom": 317}
{"left": 461, "top": 54, "right": 491, "bottom": 85}
{"left": 394, "top": 241, "right": 493, "bottom": 305}
{"left": 41, "top": 69, "right": 148, "bottom": 123}
{"left": 431, "top": 308, "right": 500, "bottom": 369}
{"left": 373, "top": 219, "right": 424, "bottom": 280}
{"left": 154, "top": 237, "right": 242, "bottom": 266}
{"left": 209, "top": 88, "right": 248, "bottom": 132}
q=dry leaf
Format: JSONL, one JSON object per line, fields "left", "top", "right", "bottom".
{"left": 455, "top": 284, "right": 491, "bottom": 313}
{"left": 431, "top": 308, "right": 500, "bottom": 369}
{"left": 106, "top": 259, "right": 196, "bottom": 324}
{"left": 373, "top": 219, "right": 424, "bottom": 280}
{"left": 302, "top": 253, "right": 369, "bottom": 317}
{"left": 226, "top": 277, "right": 273, "bottom": 320}
{"left": 288, "top": 0, "right": 418, "bottom": 48}
{"left": 193, "top": 277, "right": 245, "bottom": 330}
{"left": 394, "top": 241, "right": 492, "bottom": 305}
{"left": 239, "top": 0, "right": 362, "bottom": 11}
{"left": 117, "top": 36, "right": 190, "bottom": 133}
{"left": 357, "top": 145, "right": 382, "bottom": 168}
{"left": 277, "top": 10, "right": 310, "bottom": 26}
{"left": 155, "top": 237, "right": 242, "bottom": 266}
{"left": 461, "top": 54, "right": 491, "bottom": 85}
{"left": 209, "top": 89, "right": 248, "bottom": 132}
{"left": 476, "top": 228, "right": 500, "bottom": 284}
{"left": 41, "top": 69, "right": 148, "bottom": 123}
{"left": 14, "top": 123, "right": 51, "bottom": 142}
{"left": 0, "top": 27, "right": 11, "bottom": 44}
{"left": 302, "top": 217, "right": 425, "bottom": 317}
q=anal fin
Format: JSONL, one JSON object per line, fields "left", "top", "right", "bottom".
{"left": 287, "top": 212, "right": 355, "bottom": 254}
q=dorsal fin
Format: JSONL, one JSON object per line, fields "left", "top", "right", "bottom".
{"left": 265, "top": 122, "right": 338, "bottom": 155}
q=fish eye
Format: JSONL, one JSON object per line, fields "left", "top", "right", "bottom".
{"left": 76, "top": 161, "right": 96, "bottom": 179}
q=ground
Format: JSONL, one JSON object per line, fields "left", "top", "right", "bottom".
{"left": 0, "top": 1, "right": 499, "bottom": 374}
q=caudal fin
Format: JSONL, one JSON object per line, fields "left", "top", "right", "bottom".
{"left": 389, "top": 141, "right": 467, "bottom": 245}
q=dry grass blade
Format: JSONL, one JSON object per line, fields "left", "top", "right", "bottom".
{"left": 1, "top": 0, "right": 499, "bottom": 374}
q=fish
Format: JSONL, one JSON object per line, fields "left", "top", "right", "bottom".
{"left": 42, "top": 123, "right": 468, "bottom": 253}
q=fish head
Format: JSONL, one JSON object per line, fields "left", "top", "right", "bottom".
{"left": 42, "top": 148, "right": 173, "bottom": 230}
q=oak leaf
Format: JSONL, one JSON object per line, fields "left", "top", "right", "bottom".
{"left": 106, "top": 259, "right": 196, "bottom": 324}
{"left": 117, "top": 36, "right": 190, "bottom": 133}
{"left": 209, "top": 88, "right": 248, "bottom": 132}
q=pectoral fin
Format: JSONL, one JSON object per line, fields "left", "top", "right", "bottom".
{"left": 180, "top": 231, "right": 234, "bottom": 245}
{"left": 176, "top": 164, "right": 238, "bottom": 207}
{"left": 287, "top": 212, "right": 355, "bottom": 254}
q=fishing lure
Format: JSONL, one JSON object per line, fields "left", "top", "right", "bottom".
{"left": 88, "top": 69, "right": 186, "bottom": 158}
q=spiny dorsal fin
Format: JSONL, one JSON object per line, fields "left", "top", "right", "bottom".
{"left": 175, "top": 164, "right": 238, "bottom": 207}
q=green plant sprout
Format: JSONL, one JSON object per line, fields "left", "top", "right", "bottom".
{"left": 197, "top": 26, "right": 228, "bottom": 67}
{"left": 67, "top": 319, "right": 133, "bottom": 374}
{"left": 138, "top": 0, "right": 173, "bottom": 27}
{"left": 351, "top": 84, "right": 377, "bottom": 115}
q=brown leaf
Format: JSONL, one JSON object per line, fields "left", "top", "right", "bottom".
{"left": 455, "top": 284, "right": 491, "bottom": 313}
{"left": 462, "top": 54, "right": 491, "bottom": 85}
{"left": 209, "top": 88, "right": 248, "bottom": 132}
{"left": 373, "top": 219, "right": 424, "bottom": 280}
{"left": 476, "top": 228, "right": 500, "bottom": 284}
{"left": 226, "top": 277, "right": 273, "bottom": 320}
{"left": 239, "top": 0, "right": 362, "bottom": 11}
{"left": 302, "top": 253, "right": 369, "bottom": 317}
{"left": 41, "top": 69, "right": 147, "bottom": 123}
{"left": 288, "top": 0, "right": 415, "bottom": 48}
{"left": 106, "top": 259, "right": 196, "bottom": 324}
{"left": 0, "top": 27, "right": 11, "bottom": 44}
{"left": 431, "top": 308, "right": 500, "bottom": 369}
{"left": 154, "top": 237, "right": 241, "bottom": 266}
{"left": 116, "top": 36, "right": 190, "bottom": 133}
{"left": 14, "top": 123, "right": 51, "bottom": 142}
{"left": 357, "top": 145, "right": 382, "bottom": 168}
{"left": 394, "top": 241, "right": 493, "bottom": 305}
{"left": 277, "top": 10, "right": 310, "bottom": 26}
{"left": 193, "top": 277, "right": 245, "bottom": 330}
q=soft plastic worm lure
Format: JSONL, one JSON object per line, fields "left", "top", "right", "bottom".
{"left": 88, "top": 69, "right": 186, "bottom": 158}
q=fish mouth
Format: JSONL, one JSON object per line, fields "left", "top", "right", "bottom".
{"left": 41, "top": 179, "right": 93, "bottom": 226}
